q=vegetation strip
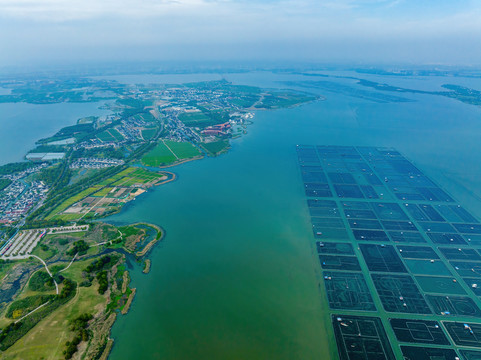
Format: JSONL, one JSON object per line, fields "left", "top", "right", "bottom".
{"left": 121, "top": 288, "right": 136, "bottom": 315}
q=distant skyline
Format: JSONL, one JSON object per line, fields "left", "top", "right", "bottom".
{"left": 1, "top": 0, "right": 481, "bottom": 67}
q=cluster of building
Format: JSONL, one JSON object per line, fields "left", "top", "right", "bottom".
{"left": 74, "top": 139, "right": 119, "bottom": 150}
{"left": 201, "top": 122, "right": 231, "bottom": 137}
{"left": 0, "top": 164, "right": 50, "bottom": 225}
{"left": 2, "top": 163, "right": 48, "bottom": 181}
{"left": 96, "top": 82, "right": 257, "bottom": 148}
{"left": 70, "top": 158, "right": 124, "bottom": 169}
{"left": 0, "top": 181, "right": 49, "bottom": 223}
{"left": 230, "top": 112, "right": 254, "bottom": 122}
{"left": 164, "top": 114, "right": 202, "bottom": 143}
{"left": 153, "top": 87, "right": 230, "bottom": 110}
{"left": 0, "top": 181, "right": 25, "bottom": 218}
{"left": 116, "top": 120, "right": 142, "bottom": 142}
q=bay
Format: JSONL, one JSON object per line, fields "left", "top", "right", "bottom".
{"left": 0, "top": 101, "right": 112, "bottom": 165}
{"left": 106, "top": 72, "right": 481, "bottom": 359}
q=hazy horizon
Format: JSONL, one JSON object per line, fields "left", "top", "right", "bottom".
{"left": 1, "top": 0, "right": 481, "bottom": 68}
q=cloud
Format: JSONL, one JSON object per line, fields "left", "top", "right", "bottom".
{"left": 0, "top": 0, "right": 206, "bottom": 20}
{"left": 0, "top": 0, "right": 480, "bottom": 66}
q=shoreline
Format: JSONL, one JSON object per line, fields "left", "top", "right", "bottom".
{"left": 155, "top": 171, "right": 176, "bottom": 185}
{"left": 121, "top": 288, "right": 136, "bottom": 315}
{"left": 142, "top": 259, "right": 151, "bottom": 274}
{"left": 0, "top": 76, "right": 319, "bottom": 359}
{"left": 135, "top": 227, "right": 163, "bottom": 257}
{"left": 155, "top": 155, "right": 204, "bottom": 169}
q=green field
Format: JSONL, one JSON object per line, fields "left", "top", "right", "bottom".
{"left": 96, "top": 130, "right": 114, "bottom": 142}
{"left": 69, "top": 168, "right": 102, "bottom": 185}
{"left": 178, "top": 112, "right": 215, "bottom": 128}
{"left": 97, "top": 167, "right": 135, "bottom": 186}
{"left": 142, "top": 141, "right": 201, "bottom": 166}
{"left": 111, "top": 168, "right": 164, "bottom": 186}
{"left": 97, "top": 128, "right": 124, "bottom": 142}
{"left": 230, "top": 95, "right": 258, "bottom": 108}
{"left": 0, "top": 178, "right": 12, "bottom": 191}
{"left": 49, "top": 213, "right": 85, "bottom": 221}
{"left": 142, "top": 128, "right": 157, "bottom": 140}
{"left": 93, "top": 187, "right": 115, "bottom": 197}
{"left": 47, "top": 167, "right": 165, "bottom": 219}
{"left": 168, "top": 141, "right": 202, "bottom": 158}
{"left": 133, "top": 112, "right": 156, "bottom": 123}
{"left": 200, "top": 140, "right": 230, "bottom": 156}
{"left": 46, "top": 185, "right": 102, "bottom": 220}
{"left": 109, "top": 128, "right": 124, "bottom": 141}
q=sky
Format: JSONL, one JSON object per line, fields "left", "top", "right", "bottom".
{"left": 1, "top": 0, "right": 481, "bottom": 67}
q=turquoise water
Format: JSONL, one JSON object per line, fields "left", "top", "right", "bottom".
{"left": 0, "top": 101, "right": 112, "bottom": 165}
{"left": 105, "top": 72, "right": 481, "bottom": 359}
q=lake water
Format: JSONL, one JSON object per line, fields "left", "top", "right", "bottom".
{"left": 103, "top": 72, "right": 481, "bottom": 359}
{"left": 0, "top": 101, "right": 112, "bottom": 165}
{"left": 0, "top": 87, "right": 12, "bottom": 95}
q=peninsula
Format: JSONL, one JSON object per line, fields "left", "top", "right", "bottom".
{"left": 0, "top": 75, "right": 317, "bottom": 359}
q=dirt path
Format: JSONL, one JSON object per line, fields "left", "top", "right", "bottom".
{"left": 14, "top": 301, "right": 50, "bottom": 323}
{"left": 249, "top": 93, "right": 265, "bottom": 109}
{"left": 58, "top": 253, "right": 78, "bottom": 273}
{"left": 162, "top": 140, "right": 179, "bottom": 160}
{"left": 78, "top": 192, "right": 109, "bottom": 221}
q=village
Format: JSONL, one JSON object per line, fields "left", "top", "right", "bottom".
{"left": 0, "top": 164, "right": 50, "bottom": 224}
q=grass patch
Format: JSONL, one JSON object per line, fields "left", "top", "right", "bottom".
{"left": 0, "top": 260, "right": 15, "bottom": 281}
{"left": 59, "top": 257, "right": 96, "bottom": 281}
{"left": 0, "top": 279, "right": 76, "bottom": 352}
{"left": 142, "top": 128, "right": 157, "bottom": 140}
{"left": 50, "top": 213, "right": 84, "bottom": 222}
{"left": 45, "top": 185, "right": 102, "bottom": 219}
{"left": 69, "top": 168, "right": 102, "bottom": 186}
{"left": 1, "top": 282, "right": 105, "bottom": 360}
{"left": 93, "top": 187, "right": 115, "bottom": 197}
{"left": 178, "top": 111, "right": 213, "bottom": 127}
{"left": 201, "top": 140, "right": 230, "bottom": 156}
{"left": 96, "top": 130, "right": 114, "bottom": 142}
{"left": 141, "top": 141, "right": 176, "bottom": 166}
{"left": 168, "top": 141, "right": 201, "bottom": 158}
{"left": 96, "top": 128, "right": 124, "bottom": 142}
{"left": 108, "top": 128, "right": 124, "bottom": 141}
{"left": 133, "top": 112, "right": 156, "bottom": 123}
{"left": 6, "top": 294, "right": 55, "bottom": 319}
{"left": 31, "top": 243, "right": 57, "bottom": 260}
{"left": 28, "top": 270, "right": 55, "bottom": 292}
{"left": 142, "top": 140, "right": 201, "bottom": 166}
{"left": 0, "top": 178, "right": 12, "bottom": 191}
